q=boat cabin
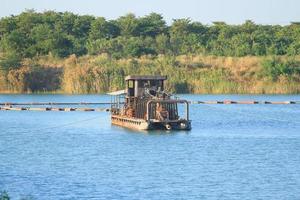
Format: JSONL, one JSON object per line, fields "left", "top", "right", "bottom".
{"left": 126, "top": 75, "right": 166, "bottom": 98}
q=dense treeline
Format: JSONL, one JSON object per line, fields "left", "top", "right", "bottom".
{"left": 0, "top": 10, "right": 300, "bottom": 94}
{"left": 1, "top": 10, "right": 300, "bottom": 62}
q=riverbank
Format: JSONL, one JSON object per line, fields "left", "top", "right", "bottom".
{"left": 1, "top": 54, "right": 300, "bottom": 94}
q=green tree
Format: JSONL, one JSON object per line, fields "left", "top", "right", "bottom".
{"left": 170, "top": 18, "right": 192, "bottom": 55}
{"left": 252, "top": 29, "right": 271, "bottom": 56}
{"left": 230, "top": 33, "right": 252, "bottom": 56}
{"left": 155, "top": 34, "right": 170, "bottom": 54}
{"left": 116, "top": 13, "right": 138, "bottom": 37}
{"left": 0, "top": 51, "right": 22, "bottom": 72}
{"left": 122, "top": 37, "right": 156, "bottom": 57}
{"left": 50, "top": 32, "right": 74, "bottom": 57}
{"left": 170, "top": 19, "right": 205, "bottom": 55}
{"left": 0, "top": 30, "right": 28, "bottom": 57}
{"left": 0, "top": 17, "right": 17, "bottom": 38}
{"left": 72, "top": 15, "right": 94, "bottom": 38}
{"left": 136, "top": 13, "right": 167, "bottom": 37}
{"left": 30, "top": 24, "right": 53, "bottom": 55}
{"left": 89, "top": 17, "right": 120, "bottom": 40}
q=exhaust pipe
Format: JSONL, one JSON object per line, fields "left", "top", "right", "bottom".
{"left": 165, "top": 124, "right": 172, "bottom": 130}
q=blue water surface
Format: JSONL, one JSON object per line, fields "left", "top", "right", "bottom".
{"left": 0, "top": 94, "right": 300, "bottom": 200}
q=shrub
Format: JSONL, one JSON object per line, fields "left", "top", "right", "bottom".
{"left": 0, "top": 52, "right": 22, "bottom": 72}
{"left": 0, "top": 191, "right": 10, "bottom": 200}
{"left": 261, "top": 57, "right": 300, "bottom": 80}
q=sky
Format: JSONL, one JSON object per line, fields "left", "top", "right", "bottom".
{"left": 1, "top": 0, "right": 299, "bottom": 25}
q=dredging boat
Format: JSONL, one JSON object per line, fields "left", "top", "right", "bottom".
{"left": 109, "top": 75, "right": 191, "bottom": 130}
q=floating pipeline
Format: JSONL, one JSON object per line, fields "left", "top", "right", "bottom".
{"left": 1, "top": 101, "right": 299, "bottom": 106}
{"left": 0, "top": 101, "right": 299, "bottom": 112}
{"left": 0, "top": 106, "right": 110, "bottom": 112}
{"left": 188, "top": 101, "right": 298, "bottom": 104}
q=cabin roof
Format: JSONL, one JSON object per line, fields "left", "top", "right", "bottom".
{"left": 107, "top": 89, "right": 126, "bottom": 96}
{"left": 125, "top": 75, "right": 167, "bottom": 81}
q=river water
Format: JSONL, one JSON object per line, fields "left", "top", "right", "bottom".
{"left": 0, "top": 94, "right": 300, "bottom": 200}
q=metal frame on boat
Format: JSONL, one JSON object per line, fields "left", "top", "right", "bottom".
{"left": 109, "top": 75, "right": 191, "bottom": 130}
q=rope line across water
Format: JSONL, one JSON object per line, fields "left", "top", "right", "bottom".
{"left": 4, "top": 116, "right": 102, "bottom": 134}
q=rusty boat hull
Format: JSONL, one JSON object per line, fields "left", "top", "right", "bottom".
{"left": 111, "top": 115, "right": 191, "bottom": 130}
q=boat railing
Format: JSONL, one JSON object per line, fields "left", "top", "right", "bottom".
{"left": 146, "top": 99, "right": 189, "bottom": 122}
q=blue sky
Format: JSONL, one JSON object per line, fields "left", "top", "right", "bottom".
{"left": 1, "top": 0, "right": 299, "bottom": 25}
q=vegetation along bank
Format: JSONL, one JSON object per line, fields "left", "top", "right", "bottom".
{"left": 0, "top": 10, "right": 300, "bottom": 93}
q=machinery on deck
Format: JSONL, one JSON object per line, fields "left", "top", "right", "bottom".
{"left": 109, "top": 75, "right": 191, "bottom": 130}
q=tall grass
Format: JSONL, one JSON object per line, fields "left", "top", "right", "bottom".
{"left": 1, "top": 54, "right": 300, "bottom": 94}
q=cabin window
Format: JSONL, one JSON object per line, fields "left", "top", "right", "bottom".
{"left": 128, "top": 80, "right": 134, "bottom": 88}
{"left": 128, "top": 80, "right": 134, "bottom": 96}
